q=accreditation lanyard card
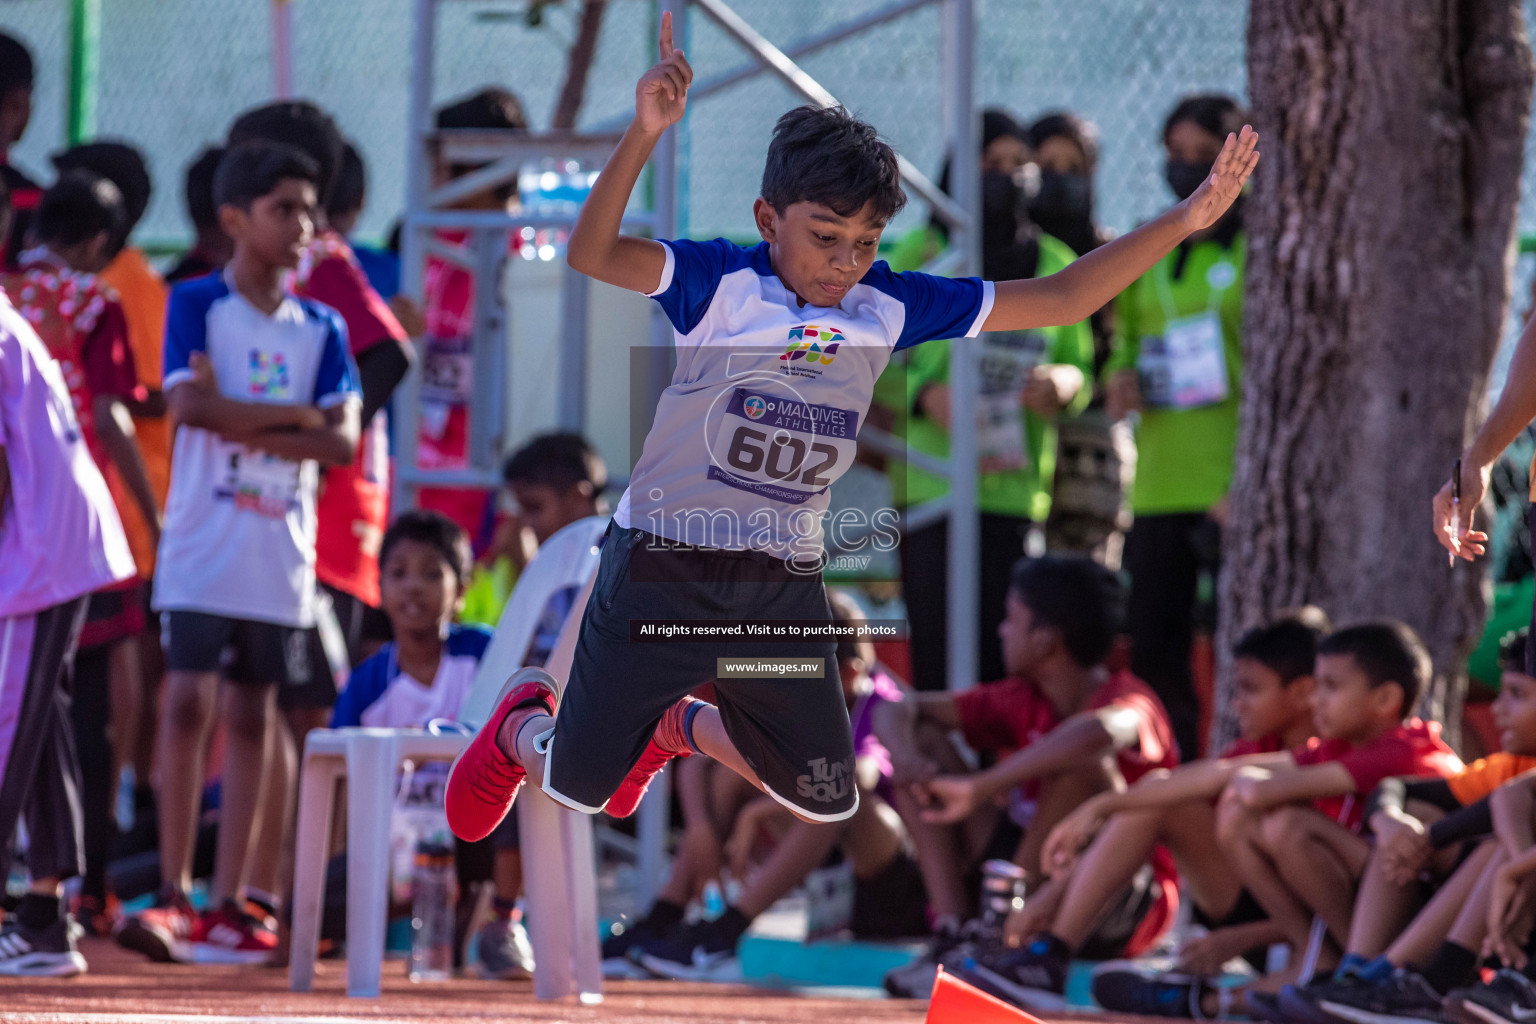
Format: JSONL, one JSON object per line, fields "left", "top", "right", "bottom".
{"left": 1139, "top": 312, "right": 1229, "bottom": 410}
{"left": 975, "top": 331, "right": 1048, "bottom": 472}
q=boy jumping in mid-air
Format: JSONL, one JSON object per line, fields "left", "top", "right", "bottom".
{"left": 445, "top": 15, "right": 1259, "bottom": 856}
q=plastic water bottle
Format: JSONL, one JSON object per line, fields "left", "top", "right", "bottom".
{"left": 980, "top": 858, "right": 1028, "bottom": 929}
{"left": 408, "top": 840, "right": 455, "bottom": 982}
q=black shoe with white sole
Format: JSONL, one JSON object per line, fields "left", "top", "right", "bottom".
{"left": 634, "top": 919, "right": 742, "bottom": 982}
{"left": 0, "top": 917, "right": 87, "bottom": 978}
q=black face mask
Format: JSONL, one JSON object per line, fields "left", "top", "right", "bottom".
{"left": 1028, "top": 170, "right": 1092, "bottom": 227}
{"left": 980, "top": 169, "right": 1025, "bottom": 248}
{"left": 1165, "top": 159, "right": 1212, "bottom": 201}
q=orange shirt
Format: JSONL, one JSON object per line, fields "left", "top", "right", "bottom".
{"left": 1447, "top": 752, "right": 1536, "bottom": 805}
{"left": 100, "top": 247, "right": 169, "bottom": 576}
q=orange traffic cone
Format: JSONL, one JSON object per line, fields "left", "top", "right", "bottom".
{"left": 924, "top": 966, "right": 1049, "bottom": 1024}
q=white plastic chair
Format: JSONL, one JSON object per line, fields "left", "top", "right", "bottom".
{"left": 288, "top": 515, "right": 609, "bottom": 1000}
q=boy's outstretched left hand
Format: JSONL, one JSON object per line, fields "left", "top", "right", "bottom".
{"left": 635, "top": 10, "right": 693, "bottom": 134}
{"left": 1180, "top": 125, "right": 1260, "bottom": 233}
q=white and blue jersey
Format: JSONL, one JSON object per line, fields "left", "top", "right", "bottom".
{"left": 614, "top": 238, "right": 994, "bottom": 560}
{"left": 330, "top": 625, "right": 492, "bottom": 731}
{"left": 154, "top": 272, "right": 360, "bottom": 628}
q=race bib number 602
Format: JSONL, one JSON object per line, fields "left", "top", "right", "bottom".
{"left": 706, "top": 388, "right": 860, "bottom": 505}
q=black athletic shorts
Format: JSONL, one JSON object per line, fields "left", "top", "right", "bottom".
{"left": 542, "top": 525, "right": 857, "bottom": 821}
{"left": 162, "top": 609, "right": 325, "bottom": 698}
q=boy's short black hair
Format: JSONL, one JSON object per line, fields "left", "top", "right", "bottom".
{"left": 329, "top": 142, "right": 366, "bottom": 220}
{"left": 0, "top": 33, "right": 33, "bottom": 96}
{"left": 213, "top": 141, "right": 320, "bottom": 212}
{"left": 185, "top": 146, "right": 225, "bottom": 232}
{"left": 379, "top": 509, "right": 473, "bottom": 589}
{"left": 1233, "top": 607, "right": 1331, "bottom": 683}
{"left": 1316, "top": 621, "right": 1430, "bottom": 718}
{"left": 502, "top": 432, "right": 607, "bottom": 494}
{"left": 36, "top": 171, "right": 126, "bottom": 250}
{"left": 51, "top": 141, "right": 153, "bottom": 235}
{"left": 227, "top": 101, "right": 344, "bottom": 205}
{"left": 1163, "top": 93, "right": 1247, "bottom": 146}
{"left": 1008, "top": 555, "right": 1124, "bottom": 668}
{"left": 1500, "top": 628, "right": 1529, "bottom": 673}
{"left": 435, "top": 87, "right": 528, "bottom": 132}
{"left": 761, "top": 105, "right": 906, "bottom": 223}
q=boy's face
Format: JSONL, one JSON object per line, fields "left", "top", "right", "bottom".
{"left": 379, "top": 537, "right": 462, "bottom": 637}
{"left": 1493, "top": 669, "right": 1536, "bottom": 755}
{"left": 1311, "top": 653, "right": 1401, "bottom": 740}
{"left": 998, "top": 591, "right": 1052, "bottom": 676}
{"left": 510, "top": 481, "right": 595, "bottom": 546}
{"left": 220, "top": 177, "right": 316, "bottom": 270}
{"left": 1231, "top": 657, "right": 1313, "bottom": 741}
{"left": 753, "top": 198, "right": 886, "bottom": 308}
{"left": 0, "top": 86, "right": 31, "bottom": 149}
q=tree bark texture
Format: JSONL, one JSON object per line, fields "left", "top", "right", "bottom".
{"left": 1220, "top": 0, "right": 1532, "bottom": 749}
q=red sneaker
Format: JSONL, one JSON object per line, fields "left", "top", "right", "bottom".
{"left": 192, "top": 901, "right": 277, "bottom": 965}
{"left": 113, "top": 889, "right": 198, "bottom": 963}
{"left": 446, "top": 667, "right": 560, "bottom": 841}
{"left": 606, "top": 696, "right": 706, "bottom": 818}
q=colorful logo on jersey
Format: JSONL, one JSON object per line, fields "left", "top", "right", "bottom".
{"left": 248, "top": 350, "right": 291, "bottom": 397}
{"left": 743, "top": 395, "right": 769, "bottom": 420}
{"left": 782, "top": 325, "right": 842, "bottom": 365}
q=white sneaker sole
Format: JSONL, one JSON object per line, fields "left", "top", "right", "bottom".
{"left": 0, "top": 951, "right": 88, "bottom": 977}
{"left": 637, "top": 951, "right": 741, "bottom": 983}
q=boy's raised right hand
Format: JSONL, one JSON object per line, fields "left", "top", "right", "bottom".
{"left": 635, "top": 11, "right": 693, "bottom": 134}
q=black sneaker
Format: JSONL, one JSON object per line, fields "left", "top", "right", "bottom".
{"left": 956, "top": 936, "right": 1070, "bottom": 1012}
{"left": 1090, "top": 967, "right": 1205, "bottom": 1018}
{"left": 883, "top": 919, "right": 992, "bottom": 999}
{"left": 1446, "top": 969, "right": 1536, "bottom": 1024}
{"left": 600, "top": 915, "right": 674, "bottom": 979}
{"left": 634, "top": 919, "right": 741, "bottom": 982}
{"left": 1245, "top": 990, "right": 1290, "bottom": 1023}
{"left": 1280, "top": 974, "right": 1386, "bottom": 1024}
{"left": 0, "top": 917, "right": 87, "bottom": 977}
{"left": 1318, "top": 968, "right": 1451, "bottom": 1024}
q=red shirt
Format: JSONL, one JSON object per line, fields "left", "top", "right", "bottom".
{"left": 1291, "top": 718, "right": 1463, "bottom": 829}
{"left": 416, "top": 230, "right": 515, "bottom": 545}
{"left": 954, "top": 669, "right": 1181, "bottom": 786}
{"left": 293, "top": 232, "right": 406, "bottom": 607}
{"left": 1220, "top": 733, "right": 1287, "bottom": 759}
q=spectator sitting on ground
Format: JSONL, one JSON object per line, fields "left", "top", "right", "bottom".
{"left": 1022, "top": 611, "right": 1326, "bottom": 1001}
{"left": 876, "top": 554, "right": 1179, "bottom": 1002}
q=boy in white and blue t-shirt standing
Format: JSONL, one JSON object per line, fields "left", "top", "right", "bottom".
{"left": 446, "top": 16, "right": 1258, "bottom": 847}
{"left": 117, "top": 141, "right": 360, "bottom": 966}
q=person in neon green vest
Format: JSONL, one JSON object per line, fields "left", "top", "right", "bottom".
{"left": 1104, "top": 94, "right": 1248, "bottom": 762}
{"left": 878, "top": 110, "right": 1094, "bottom": 690}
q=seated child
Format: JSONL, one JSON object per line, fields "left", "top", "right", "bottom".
{"left": 875, "top": 554, "right": 1178, "bottom": 1002}
{"left": 1268, "top": 628, "right": 1536, "bottom": 1024}
{"left": 1092, "top": 620, "right": 1462, "bottom": 1018}
{"left": 1009, "top": 611, "right": 1326, "bottom": 1000}
{"left": 628, "top": 591, "right": 926, "bottom": 981}
{"left": 322, "top": 510, "right": 491, "bottom": 943}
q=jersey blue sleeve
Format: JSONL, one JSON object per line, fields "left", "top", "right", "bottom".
{"left": 649, "top": 237, "right": 736, "bottom": 336}
{"left": 312, "top": 306, "right": 361, "bottom": 407}
{"left": 329, "top": 646, "right": 392, "bottom": 728}
{"left": 161, "top": 279, "right": 219, "bottom": 390}
{"left": 885, "top": 269, "right": 993, "bottom": 351}
{"left": 446, "top": 624, "right": 494, "bottom": 662}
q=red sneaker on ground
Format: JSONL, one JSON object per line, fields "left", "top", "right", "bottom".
{"left": 446, "top": 667, "right": 560, "bottom": 841}
{"left": 606, "top": 696, "right": 706, "bottom": 818}
{"left": 192, "top": 900, "right": 277, "bottom": 965}
{"left": 113, "top": 888, "right": 198, "bottom": 963}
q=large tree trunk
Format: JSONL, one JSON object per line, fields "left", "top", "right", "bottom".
{"left": 1219, "top": 0, "right": 1533, "bottom": 749}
